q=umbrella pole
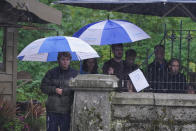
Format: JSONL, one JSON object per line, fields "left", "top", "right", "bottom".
{"left": 110, "top": 45, "right": 112, "bottom": 59}
{"left": 80, "top": 61, "right": 83, "bottom": 73}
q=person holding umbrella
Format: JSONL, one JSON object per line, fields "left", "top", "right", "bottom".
{"left": 18, "top": 36, "right": 100, "bottom": 130}
{"left": 73, "top": 19, "right": 150, "bottom": 90}
{"left": 102, "top": 44, "right": 125, "bottom": 89}
{"left": 40, "top": 52, "right": 78, "bottom": 131}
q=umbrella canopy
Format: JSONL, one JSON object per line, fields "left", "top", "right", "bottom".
{"left": 17, "top": 36, "right": 100, "bottom": 62}
{"left": 56, "top": 0, "right": 196, "bottom": 21}
{"left": 73, "top": 19, "right": 150, "bottom": 45}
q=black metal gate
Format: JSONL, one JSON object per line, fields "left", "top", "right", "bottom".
{"left": 145, "top": 21, "right": 196, "bottom": 93}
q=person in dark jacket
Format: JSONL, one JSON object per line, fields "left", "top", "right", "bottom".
{"left": 147, "top": 45, "right": 168, "bottom": 93}
{"left": 102, "top": 44, "right": 125, "bottom": 89}
{"left": 123, "top": 49, "right": 138, "bottom": 92}
{"left": 80, "top": 58, "right": 98, "bottom": 74}
{"left": 40, "top": 52, "right": 78, "bottom": 131}
{"left": 166, "top": 58, "right": 187, "bottom": 93}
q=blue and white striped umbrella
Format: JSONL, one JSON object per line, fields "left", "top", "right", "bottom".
{"left": 73, "top": 19, "right": 150, "bottom": 45}
{"left": 17, "top": 36, "right": 100, "bottom": 62}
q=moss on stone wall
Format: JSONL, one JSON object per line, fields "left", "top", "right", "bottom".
{"left": 111, "top": 106, "right": 196, "bottom": 131}
{"left": 76, "top": 105, "right": 103, "bottom": 131}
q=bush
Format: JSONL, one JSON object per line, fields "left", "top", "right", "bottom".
{"left": 0, "top": 97, "right": 23, "bottom": 131}
{"left": 18, "top": 99, "right": 46, "bottom": 131}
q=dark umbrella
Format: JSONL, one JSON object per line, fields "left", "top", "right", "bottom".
{"left": 55, "top": 0, "right": 196, "bottom": 21}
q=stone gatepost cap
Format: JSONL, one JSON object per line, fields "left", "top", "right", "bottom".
{"left": 69, "top": 74, "right": 119, "bottom": 90}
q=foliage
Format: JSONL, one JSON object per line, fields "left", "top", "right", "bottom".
{"left": 0, "top": 97, "right": 23, "bottom": 131}
{"left": 17, "top": 80, "right": 47, "bottom": 103}
{"left": 0, "top": 98, "right": 45, "bottom": 131}
{"left": 0, "top": 97, "right": 15, "bottom": 129}
{"left": 19, "top": 99, "right": 46, "bottom": 131}
{"left": 3, "top": 118, "right": 23, "bottom": 131}
{"left": 17, "top": 61, "right": 58, "bottom": 102}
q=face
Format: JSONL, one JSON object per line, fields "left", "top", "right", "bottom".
{"left": 58, "top": 56, "right": 70, "bottom": 70}
{"left": 87, "top": 58, "right": 95, "bottom": 71}
{"left": 113, "top": 46, "right": 123, "bottom": 59}
{"left": 170, "top": 61, "right": 180, "bottom": 74}
{"left": 126, "top": 56, "right": 136, "bottom": 65}
{"left": 155, "top": 48, "right": 165, "bottom": 61}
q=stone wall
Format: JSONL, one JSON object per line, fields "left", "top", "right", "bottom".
{"left": 112, "top": 93, "right": 196, "bottom": 131}
{"left": 69, "top": 74, "right": 196, "bottom": 131}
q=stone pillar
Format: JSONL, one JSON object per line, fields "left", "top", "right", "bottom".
{"left": 69, "top": 74, "right": 118, "bottom": 131}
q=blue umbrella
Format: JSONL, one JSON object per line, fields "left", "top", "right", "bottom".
{"left": 73, "top": 19, "right": 150, "bottom": 45}
{"left": 17, "top": 36, "right": 100, "bottom": 62}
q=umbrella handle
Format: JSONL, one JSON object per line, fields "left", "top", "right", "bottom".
{"left": 80, "top": 61, "right": 83, "bottom": 73}
{"left": 110, "top": 46, "right": 112, "bottom": 59}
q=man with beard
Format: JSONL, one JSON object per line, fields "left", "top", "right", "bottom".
{"left": 102, "top": 44, "right": 125, "bottom": 90}
{"left": 166, "top": 58, "right": 187, "bottom": 93}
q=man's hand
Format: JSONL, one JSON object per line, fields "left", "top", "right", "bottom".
{"left": 127, "top": 81, "right": 133, "bottom": 93}
{"left": 108, "top": 67, "right": 114, "bottom": 75}
{"left": 56, "top": 88, "right": 63, "bottom": 95}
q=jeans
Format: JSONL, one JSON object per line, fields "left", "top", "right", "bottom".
{"left": 46, "top": 112, "right": 71, "bottom": 131}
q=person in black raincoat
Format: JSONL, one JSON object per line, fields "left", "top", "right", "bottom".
{"left": 123, "top": 49, "right": 138, "bottom": 92}
{"left": 41, "top": 52, "right": 78, "bottom": 131}
{"left": 102, "top": 44, "right": 125, "bottom": 89}
{"left": 166, "top": 58, "right": 187, "bottom": 93}
{"left": 146, "top": 45, "right": 168, "bottom": 93}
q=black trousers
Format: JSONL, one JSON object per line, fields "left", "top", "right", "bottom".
{"left": 46, "top": 112, "right": 71, "bottom": 131}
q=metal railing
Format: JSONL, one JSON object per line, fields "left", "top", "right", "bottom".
{"left": 120, "top": 22, "right": 196, "bottom": 93}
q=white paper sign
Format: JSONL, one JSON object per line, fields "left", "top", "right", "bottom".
{"left": 129, "top": 69, "right": 149, "bottom": 92}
